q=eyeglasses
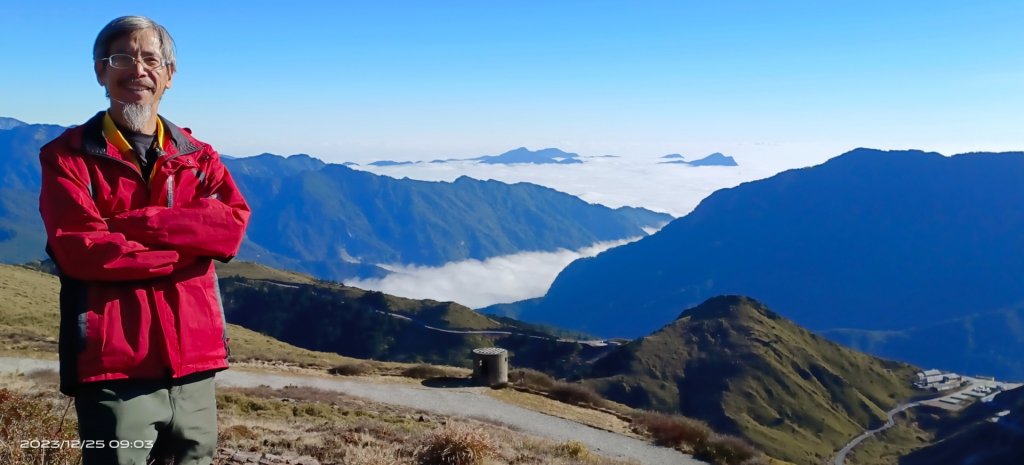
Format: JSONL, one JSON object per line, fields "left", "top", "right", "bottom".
{"left": 99, "top": 54, "right": 167, "bottom": 70}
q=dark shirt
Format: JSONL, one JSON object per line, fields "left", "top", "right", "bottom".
{"left": 118, "top": 126, "right": 158, "bottom": 180}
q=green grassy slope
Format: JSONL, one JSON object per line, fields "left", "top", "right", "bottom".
{"left": 0, "top": 264, "right": 354, "bottom": 367}
{"left": 583, "top": 296, "right": 917, "bottom": 465}
{"left": 2, "top": 261, "right": 610, "bottom": 376}
{"left": 218, "top": 275, "right": 613, "bottom": 374}
{"left": 897, "top": 386, "right": 1024, "bottom": 465}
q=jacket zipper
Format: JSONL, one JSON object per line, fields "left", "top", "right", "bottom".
{"left": 84, "top": 148, "right": 199, "bottom": 205}
{"left": 84, "top": 146, "right": 199, "bottom": 183}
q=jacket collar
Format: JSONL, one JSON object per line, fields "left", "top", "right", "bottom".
{"left": 158, "top": 114, "right": 201, "bottom": 156}
{"left": 81, "top": 110, "right": 200, "bottom": 159}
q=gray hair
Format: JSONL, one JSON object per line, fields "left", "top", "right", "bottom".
{"left": 93, "top": 16, "right": 176, "bottom": 70}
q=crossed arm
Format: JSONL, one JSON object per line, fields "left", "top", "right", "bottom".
{"left": 39, "top": 149, "right": 250, "bottom": 282}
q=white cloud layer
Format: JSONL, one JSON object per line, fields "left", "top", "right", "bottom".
{"left": 355, "top": 155, "right": 784, "bottom": 217}
{"left": 348, "top": 238, "right": 640, "bottom": 309}
{"left": 347, "top": 155, "right": 802, "bottom": 308}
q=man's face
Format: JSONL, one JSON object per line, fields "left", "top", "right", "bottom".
{"left": 94, "top": 28, "right": 174, "bottom": 111}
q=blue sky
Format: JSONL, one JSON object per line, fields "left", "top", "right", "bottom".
{"left": 2, "top": 1, "right": 1023, "bottom": 167}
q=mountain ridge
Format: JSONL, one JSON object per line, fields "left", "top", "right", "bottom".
{"left": 509, "top": 148, "right": 1024, "bottom": 378}
{"left": 0, "top": 124, "right": 670, "bottom": 281}
{"left": 582, "top": 295, "right": 916, "bottom": 465}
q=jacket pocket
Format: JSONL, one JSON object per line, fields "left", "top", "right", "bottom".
{"left": 176, "top": 270, "right": 227, "bottom": 365}
{"left": 82, "top": 285, "right": 152, "bottom": 370}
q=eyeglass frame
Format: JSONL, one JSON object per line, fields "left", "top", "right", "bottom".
{"left": 97, "top": 54, "right": 169, "bottom": 71}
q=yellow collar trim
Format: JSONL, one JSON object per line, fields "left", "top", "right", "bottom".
{"left": 102, "top": 112, "right": 166, "bottom": 159}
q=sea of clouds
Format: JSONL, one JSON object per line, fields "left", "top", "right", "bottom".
{"left": 347, "top": 238, "right": 639, "bottom": 309}
{"left": 355, "top": 155, "right": 780, "bottom": 217}
{"left": 348, "top": 155, "right": 785, "bottom": 307}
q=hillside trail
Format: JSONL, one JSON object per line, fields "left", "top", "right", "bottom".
{"left": 0, "top": 356, "right": 703, "bottom": 465}
{"left": 832, "top": 401, "right": 921, "bottom": 465}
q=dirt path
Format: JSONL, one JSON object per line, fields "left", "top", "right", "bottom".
{"left": 832, "top": 401, "right": 921, "bottom": 465}
{"left": 0, "top": 357, "right": 704, "bottom": 465}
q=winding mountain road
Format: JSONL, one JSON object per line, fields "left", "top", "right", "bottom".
{"left": 832, "top": 401, "right": 921, "bottom": 465}
{"left": 0, "top": 357, "right": 702, "bottom": 465}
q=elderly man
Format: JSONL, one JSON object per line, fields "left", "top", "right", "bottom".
{"left": 38, "top": 16, "right": 249, "bottom": 465}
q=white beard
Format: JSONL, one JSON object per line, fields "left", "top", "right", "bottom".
{"left": 118, "top": 103, "right": 153, "bottom": 133}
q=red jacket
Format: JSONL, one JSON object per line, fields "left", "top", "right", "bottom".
{"left": 39, "top": 111, "right": 250, "bottom": 395}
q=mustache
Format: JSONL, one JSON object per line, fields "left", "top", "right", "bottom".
{"left": 120, "top": 78, "right": 155, "bottom": 89}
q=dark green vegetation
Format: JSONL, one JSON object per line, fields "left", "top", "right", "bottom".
{"left": 894, "top": 386, "right": 1024, "bottom": 465}
{"left": 581, "top": 296, "right": 916, "bottom": 465}
{"left": 845, "top": 409, "right": 933, "bottom": 465}
{"left": 0, "top": 121, "right": 671, "bottom": 281}
{"left": 217, "top": 261, "right": 615, "bottom": 376}
{"left": 508, "top": 148, "right": 1024, "bottom": 379}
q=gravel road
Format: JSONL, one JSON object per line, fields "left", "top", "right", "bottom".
{"left": 0, "top": 357, "right": 704, "bottom": 465}
{"left": 831, "top": 401, "right": 920, "bottom": 465}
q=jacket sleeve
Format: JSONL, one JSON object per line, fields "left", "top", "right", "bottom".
{"left": 39, "top": 148, "right": 184, "bottom": 282}
{"left": 107, "top": 151, "right": 251, "bottom": 262}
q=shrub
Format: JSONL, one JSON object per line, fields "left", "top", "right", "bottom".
{"left": 547, "top": 381, "right": 606, "bottom": 408}
{"left": 554, "top": 440, "right": 590, "bottom": 458}
{"left": 632, "top": 411, "right": 711, "bottom": 449}
{"left": 402, "top": 364, "right": 450, "bottom": 380}
{"left": 693, "top": 433, "right": 762, "bottom": 465}
{"left": 328, "top": 362, "right": 373, "bottom": 376}
{"left": 416, "top": 423, "right": 497, "bottom": 465}
{"left": 219, "top": 424, "right": 259, "bottom": 442}
{"left": 509, "top": 368, "right": 556, "bottom": 391}
{"left": 0, "top": 388, "right": 80, "bottom": 465}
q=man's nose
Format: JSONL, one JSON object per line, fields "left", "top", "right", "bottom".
{"left": 132, "top": 58, "right": 149, "bottom": 74}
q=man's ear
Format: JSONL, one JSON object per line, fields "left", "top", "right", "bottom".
{"left": 165, "top": 65, "right": 175, "bottom": 90}
{"left": 95, "top": 59, "right": 106, "bottom": 86}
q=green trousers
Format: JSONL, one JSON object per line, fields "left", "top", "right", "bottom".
{"left": 74, "top": 372, "right": 218, "bottom": 465}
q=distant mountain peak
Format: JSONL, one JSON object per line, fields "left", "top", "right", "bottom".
{"left": 474, "top": 147, "right": 583, "bottom": 165}
{"left": 368, "top": 160, "right": 418, "bottom": 166}
{"left": 249, "top": 152, "right": 323, "bottom": 162}
{"left": 378, "top": 147, "right": 585, "bottom": 166}
{"left": 657, "top": 152, "right": 738, "bottom": 166}
{"left": 222, "top": 152, "right": 326, "bottom": 177}
{"left": 678, "top": 295, "right": 778, "bottom": 322}
{"left": 840, "top": 147, "right": 939, "bottom": 157}
{"left": 0, "top": 117, "right": 27, "bottom": 130}
{"left": 686, "top": 152, "right": 738, "bottom": 167}
{"left": 585, "top": 295, "right": 915, "bottom": 465}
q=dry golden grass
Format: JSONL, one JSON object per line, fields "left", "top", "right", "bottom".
{"left": 215, "top": 384, "right": 642, "bottom": 465}
{"left": 327, "top": 361, "right": 375, "bottom": 376}
{"left": 214, "top": 261, "right": 319, "bottom": 284}
{"left": 0, "top": 369, "right": 79, "bottom": 465}
{"left": 509, "top": 368, "right": 557, "bottom": 391}
{"left": 401, "top": 364, "right": 463, "bottom": 380}
{"left": 632, "top": 411, "right": 769, "bottom": 465}
{"left": 485, "top": 388, "right": 638, "bottom": 438}
{"left": 0, "top": 265, "right": 61, "bottom": 357}
{"left": 0, "top": 370, "right": 642, "bottom": 465}
{"left": 416, "top": 423, "right": 498, "bottom": 465}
